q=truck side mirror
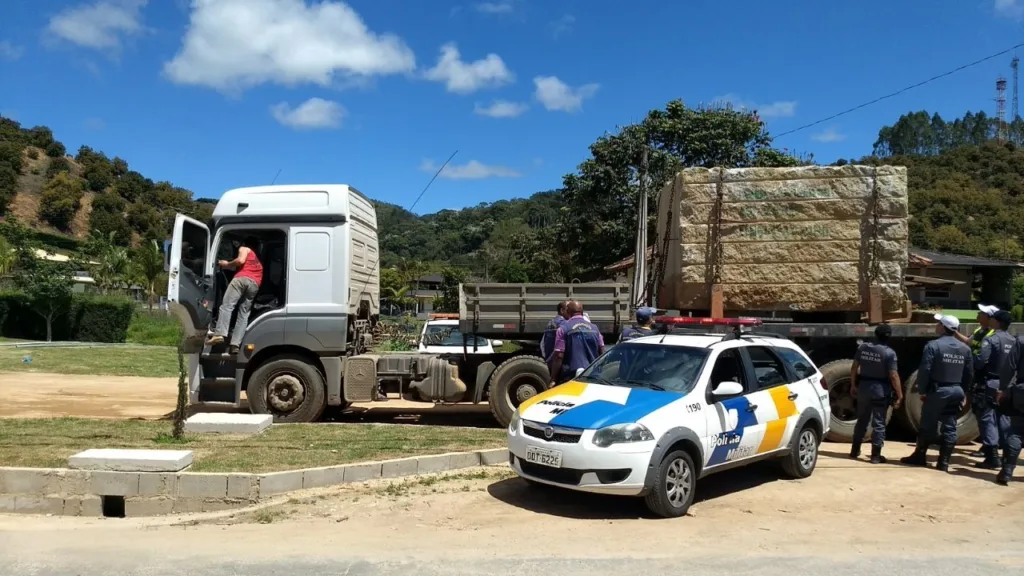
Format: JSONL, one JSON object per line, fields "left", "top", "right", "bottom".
{"left": 163, "top": 239, "right": 172, "bottom": 272}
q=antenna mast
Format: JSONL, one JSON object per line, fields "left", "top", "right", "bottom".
{"left": 996, "top": 76, "right": 1008, "bottom": 142}
{"left": 1013, "top": 55, "right": 1020, "bottom": 142}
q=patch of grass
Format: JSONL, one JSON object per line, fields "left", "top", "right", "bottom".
{"left": 126, "top": 312, "right": 182, "bottom": 347}
{"left": 0, "top": 345, "right": 178, "bottom": 377}
{"left": 0, "top": 418, "right": 505, "bottom": 473}
{"left": 370, "top": 468, "right": 514, "bottom": 497}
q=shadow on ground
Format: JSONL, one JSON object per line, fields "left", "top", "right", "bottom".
{"left": 485, "top": 461, "right": 784, "bottom": 520}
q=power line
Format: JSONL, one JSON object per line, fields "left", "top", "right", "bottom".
{"left": 775, "top": 41, "right": 1024, "bottom": 139}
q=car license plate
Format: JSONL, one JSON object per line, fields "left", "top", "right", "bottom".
{"left": 525, "top": 446, "right": 562, "bottom": 468}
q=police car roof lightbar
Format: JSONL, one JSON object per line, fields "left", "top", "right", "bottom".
{"left": 427, "top": 313, "right": 460, "bottom": 320}
{"left": 654, "top": 316, "right": 763, "bottom": 327}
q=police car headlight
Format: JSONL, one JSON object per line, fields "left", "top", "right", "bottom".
{"left": 592, "top": 423, "right": 654, "bottom": 447}
{"left": 508, "top": 410, "right": 520, "bottom": 435}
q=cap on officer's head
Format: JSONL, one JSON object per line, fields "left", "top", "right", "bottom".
{"left": 874, "top": 323, "right": 892, "bottom": 340}
{"left": 934, "top": 313, "right": 960, "bottom": 331}
{"left": 978, "top": 304, "right": 999, "bottom": 317}
{"left": 635, "top": 307, "right": 656, "bottom": 323}
{"left": 993, "top": 309, "right": 1013, "bottom": 327}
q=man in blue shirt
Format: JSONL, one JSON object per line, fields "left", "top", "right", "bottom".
{"left": 540, "top": 301, "right": 569, "bottom": 372}
{"left": 619, "top": 307, "right": 656, "bottom": 342}
{"left": 549, "top": 300, "right": 605, "bottom": 384}
{"left": 850, "top": 323, "right": 903, "bottom": 464}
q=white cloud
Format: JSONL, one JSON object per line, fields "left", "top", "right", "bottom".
{"left": 551, "top": 14, "right": 575, "bottom": 38}
{"left": 533, "top": 76, "right": 598, "bottom": 112}
{"left": 46, "top": 0, "right": 148, "bottom": 51}
{"left": 713, "top": 93, "right": 797, "bottom": 118}
{"left": 474, "top": 100, "right": 528, "bottom": 118}
{"left": 419, "top": 159, "right": 522, "bottom": 180}
{"left": 424, "top": 43, "right": 514, "bottom": 94}
{"left": 271, "top": 98, "right": 346, "bottom": 130}
{"left": 475, "top": 1, "right": 515, "bottom": 14}
{"left": 811, "top": 127, "right": 846, "bottom": 143}
{"left": 995, "top": 0, "right": 1024, "bottom": 18}
{"left": 164, "top": 0, "right": 416, "bottom": 93}
{"left": 0, "top": 41, "right": 23, "bottom": 61}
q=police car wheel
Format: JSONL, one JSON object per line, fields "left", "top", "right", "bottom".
{"left": 781, "top": 425, "right": 819, "bottom": 479}
{"left": 643, "top": 450, "right": 696, "bottom": 518}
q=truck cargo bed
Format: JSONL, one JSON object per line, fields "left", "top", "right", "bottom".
{"left": 459, "top": 283, "right": 630, "bottom": 338}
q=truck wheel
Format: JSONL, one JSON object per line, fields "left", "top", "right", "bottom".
{"left": 643, "top": 450, "right": 696, "bottom": 518}
{"left": 248, "top": 356, "right": 327, "bottom": 423}
{"left": 899, "top": 370, "right": 978, "bottom": 445}
{"left": 820, "top": 359, "right": 892, "bottom": 443}
{"left": 488, "top": 355, "right": 550, "bottom": 428}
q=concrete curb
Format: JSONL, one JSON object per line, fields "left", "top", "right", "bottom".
{"left": 0, "top": 447, "right": 509, "bottom": 517}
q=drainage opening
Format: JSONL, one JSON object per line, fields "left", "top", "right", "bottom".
{"left": 101, "top": 495, "right": 125, "bottom": 518}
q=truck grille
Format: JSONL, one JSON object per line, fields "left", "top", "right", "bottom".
{"left": 522, "top": 420, "right": 582, "bottom": 444}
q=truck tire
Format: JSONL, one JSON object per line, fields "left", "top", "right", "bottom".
{"left": 899, "top": 370, "right": 978, "bottom": 445}
{"left": 248, "top": 356, "right": 327, "bottom": 423}
{"left": 820, "top": 359, "right": 893, "bottom": 443}
{"left": 488, "top": 355, "right": 550, "bottom": 428}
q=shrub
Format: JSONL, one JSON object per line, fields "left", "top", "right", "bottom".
{"left": 26, "top": 148, "right": 40, "bottom": 160}
{"left": 45, "top": 156, "right": 71, "bottom": 178}
{"left": 38, "top": 172, "right": 84, "bottom": 230}
{"left": 45, "top": 141, "right": 66, "bottom": 158}
{"left": 1013, "top": 304, "right": 1023, "bottom": 323}
{"left": 0, "top": 291, "right": 136, "bottom": 342}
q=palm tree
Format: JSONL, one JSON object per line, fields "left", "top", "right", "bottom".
{"left": 0, "top": 235, "right": 15, "bottom": 282}
{"left": 132, "top": 240, "right": 165, "bottom": 311}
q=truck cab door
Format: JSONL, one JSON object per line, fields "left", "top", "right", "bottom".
{"left": 167, "top": 214, "right": 214, "bottom": 349}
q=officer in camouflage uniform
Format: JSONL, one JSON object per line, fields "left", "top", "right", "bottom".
{"left": 901, "top": 314, "right": 974, "bottom": 472}
{"left": 973, "top": 309, "right": 1015, "bottom": 469}
{"left": 850, "top": 323, "right": 903, "bottom": 464}
{"left": 619, "top": 307, "right": 657, "bottom": 342}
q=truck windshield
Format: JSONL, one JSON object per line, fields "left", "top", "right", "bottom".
{"left": 422, "top": 325, "right": 489, "bottom": 347}
{"left": 577, "top": 344, "right": 709, "bottom": 394}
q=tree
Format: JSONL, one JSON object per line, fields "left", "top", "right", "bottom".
{"left": 132, "top": 240, "right": 165, "bottom": 311}
{"left": 127, "top": 201, "right": 165, "bottom": 240}
{"left": 38, "top": 172, "right": 85, "bottom": 230}
{"left": 439, "top": 267, "right": 469, "bottom": 313}
{"left": 0, "top": 235, "right": 14, "bottom": 279}
{"left": 2, "top": 218, "right": 76, "bottom": 342}
{"left": 83, "top": 230, "right": 130, "bottom": 293}
{"left": 45, "top": 156, "right": 71, "bottom": 178}
{"left": 89, "top": 192, "right": 132, "bottom": 245}
{"left": 115, "top": 170, "right": 153, "bottom": 203}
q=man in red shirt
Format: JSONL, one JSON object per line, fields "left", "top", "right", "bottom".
{"left": 206, "top": 236, "right": 263, "bottom": 354}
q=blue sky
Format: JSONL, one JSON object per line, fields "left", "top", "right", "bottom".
{"left": 2, "top": 0, "right": 1024, "bottom": 214}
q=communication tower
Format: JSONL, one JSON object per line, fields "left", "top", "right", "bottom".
{"left": 997, "top": 76, "right": 1008, "bottom": 142}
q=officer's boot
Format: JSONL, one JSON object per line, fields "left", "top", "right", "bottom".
{"left": 849, "top": 442, "right": 861, "bottom": 459}
{"left": 900, "top": 443, "right": 929, "bottom": 466}
{"left": 997, "top": 448, "right": 1018, "bottom": 485}
{"left": 968, "top": 447, "right": 986, "bottom": 458}
{"left": 935, "top": 444, "right": 955, "bottom": 472}
{"left": 974, "top": 446, "right": 1002, "bottom": 470}
{"left": 870, "top": 444, "right": 886, "bottom": 464}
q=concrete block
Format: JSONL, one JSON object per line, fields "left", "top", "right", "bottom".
{"left": 380, "top": 457, "right": 418, "bottom": 479}
{"left": 14, "top": 495, "right": 64, "bottom": 515}
{"left": 126, "top": 497, "right": 174, "bottom": 517}
{"left": 0, "top": 495, "right": 15, "bottom": 512}
{"left": 258, "top": 470, "right": 303, "bottom": 498}
{"left": 201, "top": 498, "right": 248, "bottom": 513}
{"left": 80, "top": 495, "right": 102, "bottom": 517}
{"left": 171, "top": 498, "right": 204, "bottom": 514}
{"left": 449, "top": 452, "right": 481, "bottom": 470}
{"left": 69, "top": 449, "right": 193, "bottom": 472}
{"left": 177, "top": 473, "right": 227, "bottom": 499}
{"left": 184, "top": 413, "right": 273, "bottom": 435}
{"left": 416, "top": 454, "right": 452, "bottom": 475}
{"left": 478, "top": 448, "right": 509, "bottom": 466}
{"left": 0, "top": 467, "right": 60, "bottom": 494}
{"left": 343, "top": 463, "right": 382, "bottom": 483}
{"left": 89, "top": 471, "right": 140, "bottom": 496}
{"left": 302, "top": 466, "right": 346, "bottom": 490}
{"left": 227, "top": 474, "right": 259, "bottom": 500}
{"left": 138, "top": 473, "right": 178, "bottom": 497}
{"left": 56, "top": 470, "right": 91, "bottom": 495}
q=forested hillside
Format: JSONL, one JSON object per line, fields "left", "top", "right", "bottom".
{"left": 3, "top": 105, "right": 1023, "bottom": 280}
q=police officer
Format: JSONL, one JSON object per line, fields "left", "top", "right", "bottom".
{"left": 549, "top": 300, "right": 606, "bottom": 385}
{"left": 901, "top": 314, "right": 974, "bottom": 471}
{"left": 849, "top": 324, "right": 903, "bottom": 464}
{"left": 996, "top": 330, "right": 1024, "bottom": 485}
{"left": 972, "top": 309, "right": 1015, "bottom": 469}
{"left": 959, "top": 304, "right": 997, "bottom": 458}
{"left": 540, "top": 301, "right": 570, "bottom": 372}
{"left": 619, "top": 307, "right": 657, "bottom": 342}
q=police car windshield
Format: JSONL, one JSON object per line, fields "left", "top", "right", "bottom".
{"left": 577, "top": 343, "right": 710, "bottom": 394}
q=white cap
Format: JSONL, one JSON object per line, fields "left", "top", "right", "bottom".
{"left": 978, "top": 304, "right": 999, "bottom": 316}
{"left": 934, "top": 314, "right": 960, "bottom": 330}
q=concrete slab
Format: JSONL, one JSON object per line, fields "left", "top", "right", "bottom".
{"left": 68, "top": 449, "right": 193, "bottom": 472}
{"left": 184, "top": 413, "right": 273, "bottom": 435}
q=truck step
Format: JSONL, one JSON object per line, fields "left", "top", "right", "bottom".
{"left": 197, "top": 377, "right": 238, "bottom": 404}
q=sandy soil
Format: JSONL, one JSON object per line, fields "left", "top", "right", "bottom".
{"left": 1, "top": 442, "right": 1021, "bottom": 568}
{"left": 0, "top": 371, "right": 498, "bottom": 425}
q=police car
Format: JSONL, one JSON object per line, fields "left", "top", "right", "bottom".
{"left": 506, "top": 317, "right": 831, "bottom": 518}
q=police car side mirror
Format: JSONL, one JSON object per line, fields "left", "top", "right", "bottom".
{"left": 492, "top": 340, "right": 504, "bottom": 347}
{"left": 712, "top": 381, "right": 744, "bottom": 397}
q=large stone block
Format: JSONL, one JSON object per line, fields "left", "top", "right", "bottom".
{"left": 679, "top": 239, "right": 907, "bottom": 265}
{"left": 184, "top": 413, "right": 273, "bottom": 435}
{"left": 69, "top": 449, "right": 193, "bottom": 472}
{"left": 672, "top": 282, "right": 905, "bottom": 313}
{"left": 89, "top": 471, "right": 140, "bottom": 496}
{"left": 679, "top": 261, "right": 905, "bottom": 285}
{"left": 680, "top": 219, "right": 908, "bottom": 244}
{"left": 681, "top": 197, "right": 908, "bottom": 223}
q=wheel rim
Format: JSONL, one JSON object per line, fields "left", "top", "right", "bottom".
{"left": 664, "top": 457, "right": 692, "bottom": 508}
{"left": 798, "top": 429, "right": 817, "bottom": 470}
{"left": 505, "top": 374, "right": 545, "bottom": 410}
{"left": 266, "top": 373, "right": 306, "bottom": 415}
{"left": 828, "top": 376, "right": 856, "bottom": 421}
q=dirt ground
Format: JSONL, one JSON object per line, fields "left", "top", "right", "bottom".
{"left": 1, "top": 442, "right": 1021, "bottom": 569}
{"left": 0, "top": 371, "right": 497, "bottom": 425}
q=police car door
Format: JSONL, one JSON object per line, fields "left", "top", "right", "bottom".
{"left": 703, "top": 344, "right": 767, "bottom": 468}
{"left": 741, "top": 344, "right": 804, "bottom": 456}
